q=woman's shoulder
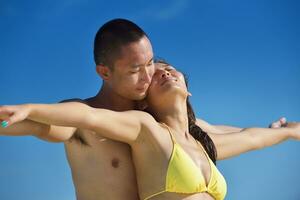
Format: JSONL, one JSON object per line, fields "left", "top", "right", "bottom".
{"left": 123, "top": 110, "right": 156, "bottom": 123}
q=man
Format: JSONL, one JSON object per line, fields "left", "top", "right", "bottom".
{"left": 0, "top": 19, "right": 286, "bottom": 200}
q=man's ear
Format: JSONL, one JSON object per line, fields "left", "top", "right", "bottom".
{"left": 96, "top": 64, "right": 111, "bottom": 81}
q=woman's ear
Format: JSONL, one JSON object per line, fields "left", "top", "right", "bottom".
{"left": 96, "top": 64, "right": 111, "bottom": 81}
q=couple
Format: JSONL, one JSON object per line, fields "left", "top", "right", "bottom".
{"left": 0, "top": 19, "right": 298, "bottom": 200}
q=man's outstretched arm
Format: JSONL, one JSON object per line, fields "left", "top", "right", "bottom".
{"left": 0, "top": 119, "right": 75, "bottom": 142}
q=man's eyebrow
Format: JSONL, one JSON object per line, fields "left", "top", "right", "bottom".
{"left": 131, "top": 58, "right": 154, "bottom": 68}
{"left": 147, "top": 58, "right": 154, "bottom": 64}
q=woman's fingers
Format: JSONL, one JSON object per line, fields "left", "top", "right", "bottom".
{"left": 279, "top": 117, "right": 288, "bottom": 127}
{"left": 0, "top": 105, "right": 27, "bottom": 128}
{"left": 0, "top": 106, "right": 13, "bottom": 117}
{"left": 270, "top": 121, "right": 281, "bottom": 128}
{"left": 0, "top": 106, "right": 15, "bottom": 127}
{"left": 269, "top": 117, "right": 288, "bottom": 128}
{"left": 1, "top": 120, "right": 9, "bottom": 128}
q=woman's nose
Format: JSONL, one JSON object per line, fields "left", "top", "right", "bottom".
{"left": 161, "top": 71, "right": 170, "bottom": 78}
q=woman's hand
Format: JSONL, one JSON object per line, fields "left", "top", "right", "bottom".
{"left": 0, "top": 105, "right": 31, "bottom": 128}
{"left": 269, "top": 117, "right": 288, "bottom": 128}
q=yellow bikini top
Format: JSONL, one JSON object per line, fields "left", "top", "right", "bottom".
{"left": 144, "top": 124, "right": 227, "bottom": 200}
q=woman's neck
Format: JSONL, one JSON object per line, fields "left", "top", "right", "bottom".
{"left": 154, "top": 96, "right": 189, "bottom": 136}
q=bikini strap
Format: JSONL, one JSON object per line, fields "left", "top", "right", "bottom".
{"left": 196, "top": 140, "right": 211, "bottom": 161}
{"left": 196, "top": 140, "right": 205, "bottom": 151}
{"left": 160, "top": 123, "right": 177, "bottom": 143}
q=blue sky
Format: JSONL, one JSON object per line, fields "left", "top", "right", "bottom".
{"left": 0, "top": 0, "right": 299, "bottom": 199}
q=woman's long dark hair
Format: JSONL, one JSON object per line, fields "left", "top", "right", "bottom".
{"left": 155, "top": 59, "right": 218, "bottom": 164}
{"left": 186, "top": 97, "right": 217, "bottom": 164}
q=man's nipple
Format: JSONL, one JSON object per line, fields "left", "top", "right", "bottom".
{"left": 111, "top": 158, "right": 120, "bottom": 168}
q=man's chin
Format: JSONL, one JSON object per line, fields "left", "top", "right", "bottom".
{"left": 134, "top": 92, "right": 147, "bottom": 100}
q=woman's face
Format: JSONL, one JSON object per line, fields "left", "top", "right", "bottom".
{"left": 145, "top": 62, "right": 188, "bottom": 108}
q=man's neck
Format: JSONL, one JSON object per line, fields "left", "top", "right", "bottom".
{"left": 86, "top": 85, "right": 136, "bottom": 111}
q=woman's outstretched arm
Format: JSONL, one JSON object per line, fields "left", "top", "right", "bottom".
{"left": 0, "top": 102, "right": 153, "bottom": 144}
{"left": 196, "top": 117, "right": 287, "bottom": 134}
{"left": 209, "top": 123, "right": 300, "bottom": 160}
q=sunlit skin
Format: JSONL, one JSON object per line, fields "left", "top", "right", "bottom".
{"left": 0, "top": 36, "right": 290, "bottom": 200}
{"left": 63, "top": 36, "right": 155, "bottom": 200}
{"left": 98, "top": 36, "right": 155, "bottom": 103}
{"left": 1, "top": 66, "right": 218, "bottom": 200}
{"left": 0, "top": 60, "right": 290, "bottom": 200}
{"left": 1, "top": 64, "right": 298, "bottom": 200}
{"left": 0, "top": 36, "right": 155, "bottom": 200}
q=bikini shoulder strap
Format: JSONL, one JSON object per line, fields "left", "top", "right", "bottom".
{"left": 160, "top": 123, "right": 177, "bottom": 143}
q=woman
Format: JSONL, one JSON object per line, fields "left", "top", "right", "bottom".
{"left": 1, "top": 61, "right": 299, "bottom": 200}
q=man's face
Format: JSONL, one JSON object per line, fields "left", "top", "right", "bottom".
{"left": 108, "top": 36, "right": 154, "bottom": 100}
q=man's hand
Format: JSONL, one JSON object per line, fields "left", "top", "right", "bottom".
{"left": 0, "top": 105, "right": 31, "bottom": 128}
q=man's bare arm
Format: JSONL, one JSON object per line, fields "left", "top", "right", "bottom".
{"left": 0, "top": 119, "right": 75, "bottom": 142}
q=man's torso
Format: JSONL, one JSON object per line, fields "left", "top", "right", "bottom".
{"left": 63, "top": 98, "right": 139, "bottom": 200}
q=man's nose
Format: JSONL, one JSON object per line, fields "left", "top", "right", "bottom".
{"left": 141, "top": 68, "right": 152, "bottom": 83}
